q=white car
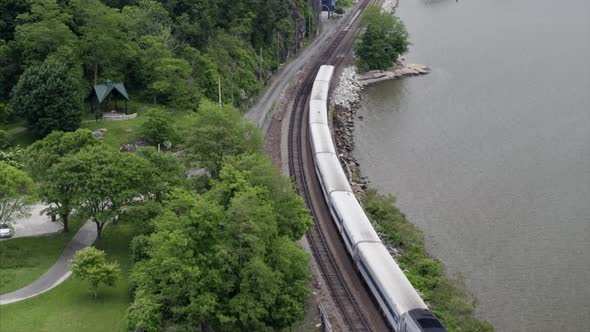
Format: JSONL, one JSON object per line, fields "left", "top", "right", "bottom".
{"left": 0, "top": 224, "right": 12, "bottom": 238}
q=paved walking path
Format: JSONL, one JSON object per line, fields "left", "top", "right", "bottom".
{"left": 0, "top": 221, "right": 97, "bottom": 305}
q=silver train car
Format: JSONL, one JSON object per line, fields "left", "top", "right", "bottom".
{"left": 308, "top": 65, "right": 446, "bottom": 332}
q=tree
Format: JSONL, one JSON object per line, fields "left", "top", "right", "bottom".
{"left": 355, "top": 5, "right": 409, "bottom": 71}
{"left": 208, "top": 153, "right": 313, "bottom": 240}
{"left": 26, "top": 129, "right": 99, "bottom": 232}
{"left": 0, "top": 163, "right": 35, "bottom": 225}
{"left": 52, "top": 144, "right": 154, "bottom": 239}
{"left": 70, "top": 247, "right": 120, "bottom": 299}
{"left": 0, "top": 0, "right": 29, "bottom": 41}
{"left": 139, "top": 109, "right": 180, "bottom": 146}
{"left": 128, "top": 150, "right": 312, "bottom": 330}
{"left": 122, "top": 0, "right": 172, "bottom": 39}
{"left": 0, "top": 101, "right": 14, "bottom": 124}
{"left": 136, "top": 35, "right": 199, "bottom": 109}
{"left": 183, "top": 100, "right": 262, "bottom": 177}
{"left": 151, "top": 56, "right": 199, "bottom": 110}
{"left": 135, "top": 147, "right": 185, "bottom": 201}
{"left": 11, "top": 60, "right": 83, "bottom": 138}
{"left": 0, "top": 147, "right": 26, "bottom": 169}
{"left": 126, "top": 291, "right": 162, "bottom": 332}
{"left": 12, "top": 0, "right": 77, "bottom": 68}
{"left": 74, "top": 0, "right": 136, "bottom": 84}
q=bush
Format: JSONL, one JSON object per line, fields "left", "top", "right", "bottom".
{"left": 130, "top": 235, "right": 151, "bottom": 263}
{"left": 0, "top": 102, "right": 14, "bottom": 124}
{"left": 0, "top": 130, "right": 10, "bottom": 149}
{"left": 11, "top": 60, "right": 83, "bottom": 138}
{"left": 69, "top": 247, "right": 120, "bottom": 299}
{"left": 126, "top": 291, "right": 162, "bottom": 332}
{"left": 139, "top": 108, "right": 179, "bottom": 147}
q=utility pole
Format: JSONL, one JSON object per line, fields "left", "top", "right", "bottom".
{"left": 259, "top": 47, "right": 263, "bottom": 84}
{"left": 230, "top": 67, "right": 234, "bottom": 106}
{"left": 277, "top": 30, "right": 280, "bottom": 65}
{"left": 218, "top": 75, "right": 222, "bottom": 110}
{"left": 294, "top": 20, "right": 298, "bottom": 55}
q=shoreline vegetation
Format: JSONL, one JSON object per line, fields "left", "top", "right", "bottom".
{"left": 332, "top": 66, "right": 495, "bottom": 331}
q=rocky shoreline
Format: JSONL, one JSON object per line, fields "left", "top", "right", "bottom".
{"left": 358, "top": 63, "right": 430, "bottom": 85}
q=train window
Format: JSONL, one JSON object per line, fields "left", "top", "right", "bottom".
{"left": 418, "top": 318, "right": 444, "bottom": 329}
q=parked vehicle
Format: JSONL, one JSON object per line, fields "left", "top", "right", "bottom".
{"left": 0, "top": 224, "right": 13, "bottom": 238}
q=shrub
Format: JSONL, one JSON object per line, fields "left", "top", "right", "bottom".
{"left": 139, "top": 108, "right": 179, "bottom": 147}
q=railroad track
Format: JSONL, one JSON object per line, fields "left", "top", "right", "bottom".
{"left": 287, "top": 1, "right": 384, "bottom": 331}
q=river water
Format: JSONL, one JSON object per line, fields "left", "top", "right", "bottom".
{"left": 353, "top": 0, "right": 590, "bottom": 331}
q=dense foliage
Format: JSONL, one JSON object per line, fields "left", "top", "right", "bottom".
{"left": 139, "top": 108, "right": 180, "bottom": 147}
{"left": 11, "top": 61, "right": 83, "bottom": 138}
{"left": 26, "top": 129, "right": 99, "bottom": 232}
{"left": 50, "top": 144, "right": 155, "bottom": 239}
{"left": 355, "top": 5, "right": 409, "bottom": 71}
{"left": 362, "top": 189, "right": 495, "bottom": 332}
{"left": 182, "top": 100, "right": 262, "bottom": 177}
{"left": 0, "top": 162, "right": 35, "bottom": 225}
{"left": 127, "top": 104, "right": 313, "bottom": 331}
{"left": 1, "top": 0, "right": 317, "bottom": 112}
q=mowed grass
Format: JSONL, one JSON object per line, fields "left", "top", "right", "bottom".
{"left": 0, "top": 216, "right": 85, "bottom": 294}
{"left": 81, "top": 117, "right": 144, "bottom": 147}
{"left": 0, "top": 222, "right": 136, "bottom": 332}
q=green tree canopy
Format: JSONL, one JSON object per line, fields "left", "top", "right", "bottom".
{"left": 70, "top": 246, "right": 120, "bottom": 299}
{"left": 129, "top": 183, "right": 311, "bottom": 331}
{"left": 139, "top": 109, "right": 180, "bottom": 146}
{"left": 51, "top": 144, "right": 155, "bottom": 239}
{"left": 128, "top": 132, "right": 312, "bottom": 330}
{"left": 26, "top": 129, "right": 100, "bottom": 232}
{"left": 135, "top": 147, "right": 186, "bottom": 201}
{"left": 0, "top": 163, "right": 35, "bottom": 225}
{"left": 11, "top": 60, "right": 83, "bottom": 138}
{"left": 355, "top": 5, "right": 409, "bottom": 71}
{"left": 74, "top": 0, "right": 136, "bottom": 84}
{"left": 122, "top": 0, "right": 172, "bottom": 39}
{"left": 12, "top": 0, "right": 77, "bottom": 69}
{"left": 182, "top": 100, "right": 262, "bottom": 176}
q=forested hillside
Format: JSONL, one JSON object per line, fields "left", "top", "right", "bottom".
{"left": 0, "top": 0, "right": 316, "bottom": 124}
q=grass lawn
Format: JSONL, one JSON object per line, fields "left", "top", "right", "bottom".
{"left": 81, "top": 117, "right": 145, "bottom": 148}
{"left": 0, "top": 216, "right": 85, "bottom": 294}
{"left": 0, "top": 222, "right": 136, "bottom": 332}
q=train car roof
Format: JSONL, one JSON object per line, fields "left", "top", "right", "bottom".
{"left": 330, "top": 191, "right": 381, "bottom": 245}
{"left": 310, "top": 123, "right": 336, "bottom": 155}
{"left": 316, "top": 65, "right": 335, "bottom": 82}
{"left": 357, "top": 242, "right": 428, "bottom": 315}
{"left": 309, "top": 100, "right": 328, "bottom": 125}
{"left": 314, "top": 152, "right": 352, "bottom": 194}
{"left": 310, "top": 80, "right": 330, "bottom": 102}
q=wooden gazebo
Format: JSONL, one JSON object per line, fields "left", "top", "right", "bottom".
{"left": 91, "top": 80, "right": 129, "bottom": 120}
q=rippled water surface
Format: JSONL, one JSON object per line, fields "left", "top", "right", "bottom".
{"left": 353, "top": 0, "right": 590, "bottom": 331}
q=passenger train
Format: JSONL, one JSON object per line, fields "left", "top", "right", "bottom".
{"left": 308, "top": 65, "right": 446, "bottom": 332}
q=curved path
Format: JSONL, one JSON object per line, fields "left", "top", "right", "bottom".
{"left": 0, "top": 221, "right": 97, "bottom": 305}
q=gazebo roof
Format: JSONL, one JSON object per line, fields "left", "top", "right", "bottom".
{"left": 93, "top": 80, "right": 129, "bottom": 104}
